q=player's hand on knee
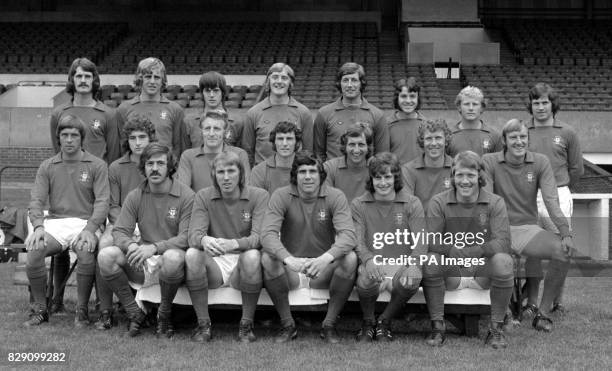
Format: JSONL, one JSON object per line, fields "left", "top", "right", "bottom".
{"left": 283, "top": 256, "right": 306, "bottom": 273}
{"left": 217, "top": 238, "right": 238, "bottom": 254}
{"left": 304, "top": 253, "right": 334, "bottom": 279}
{"left": 364, "top": 259, "right": 384, "bottom": 282}
{"left": 74, "top": 230, "right": 96, "bottom": 253}
{"left": 201, "top": 236, "right": 225, "bottom": 256}
{"left": 26, "top": 227, "right": 46, "bottom": 251}
{"left": 561, "top": 236, "right": 575, "bottom": 258}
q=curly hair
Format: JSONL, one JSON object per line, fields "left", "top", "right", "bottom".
{"left": 416, "top": 119, "right": 452, "bottom": 150}
{"left": 122, "top": 114, "right": 157, "bottom": 154}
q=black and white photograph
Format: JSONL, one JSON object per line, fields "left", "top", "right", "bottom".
{"left": 0, "top": 0, "right": 611, "bottom": 369}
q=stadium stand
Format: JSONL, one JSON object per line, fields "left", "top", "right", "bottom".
{"left": 461, "top": 19, "right": 612, "bottom": 110}
{"left": 94, "top": 22, "right": 445, "bottom": 109}
{"left": 0, "top": 22, "right": 128, "bottom": 74}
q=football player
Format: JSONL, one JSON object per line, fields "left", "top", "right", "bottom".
{"left": 242, "top": 63, "right": 313, "bottom": 167}
{"left": 249, "top": 121, "right": 302, "bottom": 194}
{"left": 260, "top": 151, "right": 357, "bottom": 343}
{"left": 186, "top": 151, "right": 269, "bottom": 342}
{"left": 314, "top": 62, "right": 389, "bottom": 162}
{"left": 178, "top": 111, "right": 249, "bottom": 192}
{"left": 97, "top": 143, "right": 194, "bottom": 337}
{"left": 25, "top": 115, "right": 109, "bottom": 328}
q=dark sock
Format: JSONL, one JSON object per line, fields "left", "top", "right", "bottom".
{"left": 540, "top": 259, "right": 569, "bottom": 316}
{"left": 264, "top": 275, "right": 293, "bottom": 328}
{"left": 357, "top": 284, "right": 379, "bottom": 322}
{"left": 103, "top": 270, "right": 140, "bottom": 319}
{"left": 95, "top": 266, "right": 114, "bottom": 312}
{"left": 186, "top": 277, "right": 209, "bottom": 324}
{"left": 422, "top": 276, "right": 445, "bottom": 321}
{"left": 26, "top": 264, "right": 47, "bottom": 310}
{"left": 490, "top": 276, "right": 514, "bottom": 322}
{"left": 380, "top": 282, "right": 418, "bottom": 321}
{"left": 76, "top": 261, "right": 95, "bottom": 310}
{"left": 239, "top": 280, "right": 262, "bottom": 323}
{"left": 525, "top": 258, "right": 542, "bottom": 306}
{"left": 158, "top": 271, "right": 184, "bottom": 318}
{"left": 52, "top": 249, "right": 70, "bottom": 304}
{"left": 322, "top": 274, "right": 355, "bottom": 328}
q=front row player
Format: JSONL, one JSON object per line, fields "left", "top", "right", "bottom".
{"left": 351, "top": 153, "right": 426, "bottom": 341}
{"left": 25, "top": 115, "right": 110, "bottom": 327}
{"left": 423, "top": 151, "right": 514, "bottom": 349}
{"left": 98, "top": 143, "right": 195, "bottom": 337}
{"left": 186, "top": 151, "right": 269, "bottom": 342}
{"left": 261, "top": 151, "right": 357, "bottom": 343}
{"left": 482, "top": 119, "right": 574, "bottom": 333}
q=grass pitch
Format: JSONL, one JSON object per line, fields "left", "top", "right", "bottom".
{"left": 1, "top": 262, "right": 611, "bottom": 371}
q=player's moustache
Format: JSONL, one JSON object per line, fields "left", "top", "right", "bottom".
{"left": 149, "top": 171, "right": 161, "bottom": 177}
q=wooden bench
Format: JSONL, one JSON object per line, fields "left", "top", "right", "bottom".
{"left": 135, "top": 283, "right": 491, "bottom": 336}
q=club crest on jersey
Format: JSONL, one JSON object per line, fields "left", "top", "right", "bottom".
{"left": 79, "top": 170, "right": 89, "bottom": 182}
{"left": 444, "top": 177, "right": 451, "bottom": 189}
{"left": 479, "top": 212, "right": 488, "bottom": 227}
{"left": 483, "top": 139, "right": 490, "bottom": 149}
{"left": 394, "top": 212, "right": 404, "bottom": 226}
{"left": 526, "top": 172, "right": 534, "bottom": 183}
{"left": 92, "top": 119, "right": 100, "bottom": 129}
{"left": 553, "top": 136, "right": 562, "bottom": 145}
{"left": 167, "top": 207, "right": 177, "bottom": 219}
{"left": 318, "top": 209, "right": 327, "bottom": 222}
{"left": 160, "top": 111, "right": 168, "bottom": 120}
{"left": 241, "top": 210, "right": 251, "bottom": 223}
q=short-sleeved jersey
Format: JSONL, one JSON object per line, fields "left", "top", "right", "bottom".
{"left": 261, "top": 184, "right": 356, "bottom": 261}
{"left": 177, "top": 145, "right": 250, "bottom": 192}
{"left": 351, "top": 189, "right": 426, "bottom": 275}
{"left": 249, "top": 154, "right": 291, "bottom": 194}
{"left": 323, "top": 156, "right": 369, "bottom": 202}
{"left": 314, "top": 98, "right": 389, "bottom": 162}
{"left": 241, "top": 97, "right": 313, "bottom": 166}
{"left": 29, "top": 150, "right": 110, "bottom": 233}
{"left": 401, "top": 154, "right": 453, "bottom": 212}
{"left": 108, "top": 153, "right": 145, "bottom": 224}
{"left": 526, "top": 119, "right": 584, "bottom": 187}
{"left": 188, "top": 186, "right": 269, "bottom": 251}
{"left": 427, "top": 188, "right": 511, "bottom": 258}
{"left": 447, "top": 121, "right": 503, "bottom": 158}
{"left": 385, "top": 110, "right": 426, "bottom": 164}
{"left": 183, "top": 110, "right": 242, "bottom": 149}
{"left": 482, "top": 151, "right": 570, "bottom": 237}
{"left": 112, "top": 179, "right": 194, "bottom": 253}
{"left": 50, "top": 101, "right": 121, "bottom": 164}
{"left": 116, "top": 95, "right": 186, "bottom": 160}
